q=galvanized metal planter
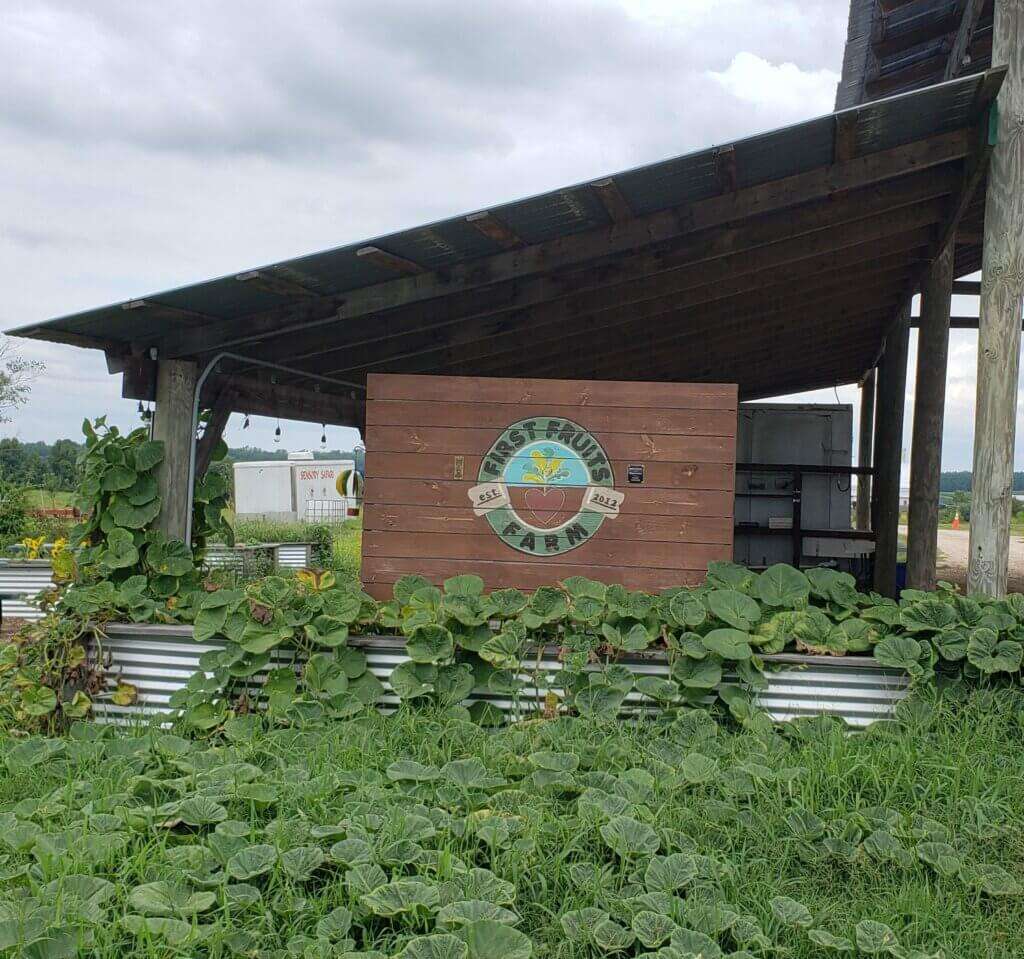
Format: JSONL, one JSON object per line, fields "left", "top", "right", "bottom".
{"left": 203, "top": 543, "right": 314, "bottom": 575}
{"left": 94, "top": 624, "right": 908, "bottom": 727}
{"left": 0, "top": 560, "right": 54, "bottom": 623}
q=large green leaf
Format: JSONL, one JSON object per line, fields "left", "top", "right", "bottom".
{"left": 402, "top": 934, "right": 469, "bottom": 959}
{"left": 706, "top": 589, "right": 761, "bottom": 630}
{"left": 854, "top": 920, "right": 901, "bottom": 955}
{"left": 133, "top": 440, "right": 165, "bottom": 472}
{"left": 966, "top": 628, "right": 1023, "bottom": 674}
{"left": 362, "top": 880, "right": 440, "bottom": 917}
{"left": 407, "top": 625, "right": 455, "bottom": 664}
{"left": 770, "top": 895, "right": 813, "bottom": 927}
{"left": 755, "top": 564, "right": 810, "bottom": 608}
{"left": 455, "top": 919, "right": 532, "bottom": 959}
{"left": 600, "top": 816, "right": 660, "bottom": 858}
{"left": 128, "top": 881, "right": 216, "bottom": 917}
{"left": 226, "top": 844, "right": 277, "bottom": 880}
{"left": 701, "top": 628, "right": 753, "bottom": 660}
{"left": 575, "top": 685, "right": 626, "bottom": 721}
{"left": 110, "top": 496, "right": 161, "bottom": 530}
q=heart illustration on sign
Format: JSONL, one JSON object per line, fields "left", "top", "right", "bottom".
{"left": 523, "top": 486, "right": 567, "bottom": 527}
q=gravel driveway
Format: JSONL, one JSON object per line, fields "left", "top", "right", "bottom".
{"left": 899, "top": 525, "right": 1024, "bottom": 593}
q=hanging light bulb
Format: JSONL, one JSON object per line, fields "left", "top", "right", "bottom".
{"left": 320, "top": 423, "right": 327, "bottom": 448}
{"left": 274, "top": 420, "right": 282, "bottom": 443}
{"left": 243, "top": 414, "right": 250, "bottom": 430}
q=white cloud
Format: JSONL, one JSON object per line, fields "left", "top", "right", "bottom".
{"left": 708, "top": 52, "right": 840, "bottom": 120}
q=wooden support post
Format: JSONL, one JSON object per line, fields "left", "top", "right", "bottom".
{"left": 856, "top": 368, "right": 876, "bottom": 531}
{"left": 906, "top": 243, "right": 955, "bottom": 589}
{"left": 872, "top": 303, "right": 911, "bottom": 596}
{"left": 968, "top": 4, "right": 1024, "bottom": 597}
{"left": 152, "top": 359, "right": 197, "bottom": 542}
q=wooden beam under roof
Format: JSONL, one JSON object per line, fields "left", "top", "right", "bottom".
{"left": 713, "top": 145, "right": 737, "bottom": 193}
{"left": 327, "top": 227, "right": 933, "bottom": 381}
{"left": 235, "top": 270, "right": 317, "bottom": 299}
{"left": 834, "top": 110, "right": 860, "bottom": 163}
{"left": 270, "top": 167, "right": 958, "bottom": 374}
{"left": 123, "top": 299, "right": 215, "bottom": 326}
{"left": 464, "top": 211, "right": 523, "bottom": 249}
{"left": 953, "top": 279, "right": 981, "bottom": 294}
{"left": 156, "top": 121, "right": 979, "bottom": 361}
{"left": 311, "top": 200, "right": 943, "bottom": 378}
{"left": 356, "top": 246, "right": 426, "bottom": 275}
{"left": 463, "top": 275, "right": 912, "bottom": 382}
{"left": 590, "top": 177, "right": 633, "bottom": 223}
{"left": 201, "top": 373, "right": 362, "bottom": 428}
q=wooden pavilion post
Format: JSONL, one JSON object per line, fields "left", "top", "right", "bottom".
{"left": 152, "top": 359, "right": 197, "bottom": 542}
{"left": 872, "top": 303, "right": 911, "bottom": 596}
{"left": 906, "top": 242, "right": 955, "bottom": 589}
{"left": 968, "top": 3, "right": 1024, "bottom": 596}
{"left": 856, "top": 368, "right": 876, "bottom": 531}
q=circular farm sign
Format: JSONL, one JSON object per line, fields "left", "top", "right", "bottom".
{"left": 467, "top": 417, "right": 625, "bottom": 556}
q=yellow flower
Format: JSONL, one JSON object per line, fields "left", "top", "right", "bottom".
{"left": 20, "top": 536, "right": 45, "bottom": 560}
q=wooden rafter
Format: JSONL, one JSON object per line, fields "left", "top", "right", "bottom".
{"left": 235, "top": 271, "right": 317, "bottom": 299}
{"left": 590, "top": 177, "right": 633, "bottom": 223}
{"left": 945, "top": 0, "right": 987, "bottom": 80}
{"left": 262, "top": 166, "right": 959, "bottom": 374}
{"left": 356, "top": 246, "right": 426, "bottom": 275}
{"left": 465, "top": 211, "right": 523, "bottom": 249}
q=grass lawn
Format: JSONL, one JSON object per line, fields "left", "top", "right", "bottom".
{"left": 22, "top": 489, "right": 76, "bottom": 509}
{"left": 1, "top": 692, "right": 1023, "bottom": 957}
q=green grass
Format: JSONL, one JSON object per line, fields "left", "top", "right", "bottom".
{"left": 22, "top": 489, "right": 76, "bottom": 509}
{"left": 1, "top": 692, "right": 1023, "bottom": 956}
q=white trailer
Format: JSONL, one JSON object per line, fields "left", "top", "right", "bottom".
{"left": 233, "top": 454, "right": 356, "bottom": 522}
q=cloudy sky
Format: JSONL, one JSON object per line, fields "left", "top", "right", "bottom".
{"left": 0, "top": 0, "right": 1011, "bottom": 470}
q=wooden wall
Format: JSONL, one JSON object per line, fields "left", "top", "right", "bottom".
{"left": 362, "top": 374, "right": 737, "bottom": 598}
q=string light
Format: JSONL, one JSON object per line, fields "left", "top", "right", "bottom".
{"left": 320, "top": 424, "right": 327, "bottom": 448}
{"left": 243, "top": 414, "right": 250, "bottom": 430}
{"left": 274, "top": 420, "right": 282, "bottom": 443}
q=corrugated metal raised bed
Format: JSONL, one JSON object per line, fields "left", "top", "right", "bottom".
{"left": 93, "top": 623, "right": 908, "bottom": 727}
{"left": 0, "top": 560, "right": 54, "bottom": 623}
{"left": 203, "top": 543, "right": 314, "bottom": 574}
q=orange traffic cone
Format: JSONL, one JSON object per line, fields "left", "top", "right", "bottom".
{"left": 951, "top": 511, "right": 961, "bottom": 530}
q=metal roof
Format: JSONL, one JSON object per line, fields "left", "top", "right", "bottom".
{"left": 11, "top": 69, "right": 1002, "bottom": 423}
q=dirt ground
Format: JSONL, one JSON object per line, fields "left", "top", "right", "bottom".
{"left": 899, "top": 525, "right": 1024, "bottom": 594}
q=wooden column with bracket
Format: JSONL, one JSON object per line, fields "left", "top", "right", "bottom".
{"left": 969, "top": 1, "right": 1024, "bottom": 596}
{"left": 152, "top": 359, "right": 197, "bottom": 542}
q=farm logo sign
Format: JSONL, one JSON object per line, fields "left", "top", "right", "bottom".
{"left": 468, "top": 417, "right": 624, "bottom": 556}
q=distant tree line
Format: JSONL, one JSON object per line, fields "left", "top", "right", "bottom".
{"left": 939, "top": 471, "right": 1024, "bottom": 492}
{"left": 0, "top": 438, "right": 363, "bottom": 491}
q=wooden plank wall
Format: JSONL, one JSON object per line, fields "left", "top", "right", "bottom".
{"left": 362, "top": 374, "right": 738, "bottom": 598}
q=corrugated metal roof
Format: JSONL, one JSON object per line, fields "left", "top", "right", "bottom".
{"left": 9, "top": 70, "right": 997, "bottom": 358}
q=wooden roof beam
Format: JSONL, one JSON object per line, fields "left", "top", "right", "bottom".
{"left": 123, "top": 299, "right": 215, "bottom": 326}
{"left": 235, "top": 271, "right": 317, "bottom": 299}
{"left": 590, "top": 177, "right": 633, "bottom": 223}
{"left": 356, "top": 246, "right": 426, "bottom": 275}
{"left": 349, "top": 237, "right": 931, "bottom": 381}
{"left": 714, "top": 145, "right": 737, "bottom": 193}
{"left": 201, "top": 373, "right": 362, "bottom": 428}
{"left": 282, "top": 171, "right": 957, "bottom": 374}
{"left": 465, "top": 211, "right": 523, "bottom": 250}
{"left": 314, "top": 202, "right": 943, "bottom": 378}
{"left": 834, "top": 110, "right": 860, "bottom": 163}
{"left": 953, "top": 279, "right": 980, "bottom": 294}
